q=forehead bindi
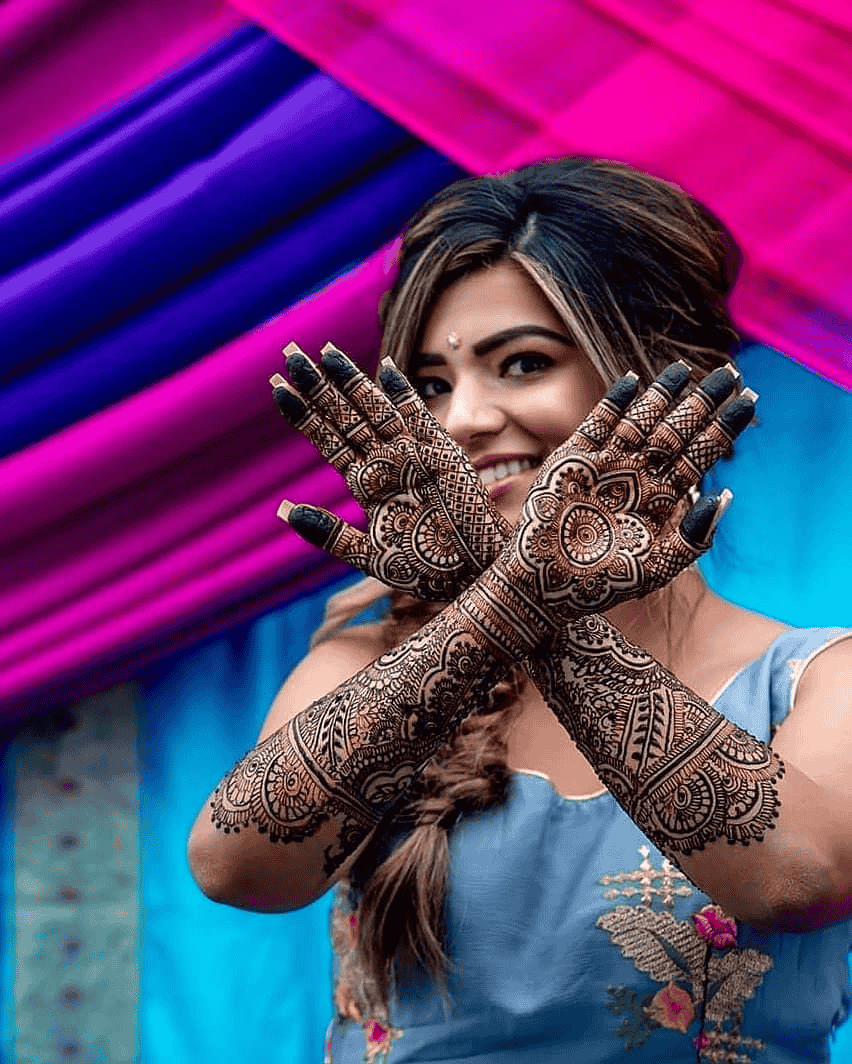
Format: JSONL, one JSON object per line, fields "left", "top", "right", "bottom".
{"left": 420, "top": 264, "right": 568, "bottom": 351}
{"left": 416, "top": 325, "right": 575, "bottom": 368}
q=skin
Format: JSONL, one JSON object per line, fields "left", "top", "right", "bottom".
{"left": 412, "top": 263, "right": 787, "bottom": 733}
{"left": 188, "top": 262, "right": 852, "bottom": 930}
{"left": 413, "top": 262, "right": 607, "bottom": 527}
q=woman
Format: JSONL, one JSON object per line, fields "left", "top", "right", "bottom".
{"left": 188, "top": 159, "right": 852, "bottom": 1063}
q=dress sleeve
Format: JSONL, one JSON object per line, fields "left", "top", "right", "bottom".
{"left": 770, "top": 628, "right": 852, "bottom": 737}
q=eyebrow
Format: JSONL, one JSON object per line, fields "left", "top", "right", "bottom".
{"left": 415, "top": 325, "right": 574, "bottom": 367}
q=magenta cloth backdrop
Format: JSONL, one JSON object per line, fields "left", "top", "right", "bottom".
{"left": 232, "top": 0, "right": 852, "bottom": 391}
{"left": 0, "top": 244, "right": 399, "bottom": 724}
{"left": 0, "top": 0, "right": 245, "bottom": 167}
{"left": 3, "top": 1, "right": 852, "bottom": 727}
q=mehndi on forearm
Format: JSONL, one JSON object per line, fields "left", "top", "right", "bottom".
{"left": 525, "top": 614, "right": 785, "bottom": 862}
{"left": 209, "top": 606, "right": 507, "bottom": 877}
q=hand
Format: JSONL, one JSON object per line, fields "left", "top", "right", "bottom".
{"left": 458, "top": 362, "right": 756, "bottom": 655}
{"left": 272, "top": 342, "right": 510, "bottom": 601}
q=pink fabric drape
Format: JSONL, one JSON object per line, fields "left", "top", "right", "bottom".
{"left": 231, "top": 0, "right": 852, "bottom": 390}
{"left": 0, "top": 0, "right": 245, "bottom": 167}
{"left": 0, "top": 243, "right": 397, "bottom": 724}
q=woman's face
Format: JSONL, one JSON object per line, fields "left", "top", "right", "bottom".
{"left": 412, "top": 262, "right": 607, "bottom": 523}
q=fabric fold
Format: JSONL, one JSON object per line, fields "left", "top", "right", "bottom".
{"left": 233, "top": 0, "right": 852, "bottom": 390}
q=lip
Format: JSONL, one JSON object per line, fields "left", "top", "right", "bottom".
{"left": 473, "top": 453, "right": 542, "bottom": 472}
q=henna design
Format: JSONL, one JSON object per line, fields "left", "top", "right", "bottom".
{"left": 275, "top": 343, "right": 511, "bottom": 601}
{"left": 608, "top": 363, "right": 692, "bottom": 450}
{"left": 646, "top": 365, "right": 739, "bottom": 455}
{"left": 273, "top": 380, "right": 358, "bottom": 474}
{"left": 572, "top": 374, "right": 640, "bottom": 451}
{"left": 667, "top": 392, "right": 755, "bottom": 494}
{"left": 210, "top": 605, "right": 507, "bottom": 872}
{"left": 525, "top": 614, "right": 784, "bottom": 858}
{"left": 277, "top": 345, "right": 751, "bottom": 638}
{"left": 454, "top": 367, "right": 754, "bottom": 660}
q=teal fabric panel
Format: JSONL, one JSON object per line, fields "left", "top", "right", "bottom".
{"left": 138, "top": 576, "right": 367, "bottom": 1064}
{"left": 2, "top": 688, "right": 141, "bottom": 1063}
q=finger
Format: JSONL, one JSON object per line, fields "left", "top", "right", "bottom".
{"left": 679, "top": 489, "right": 734, "bottom": 549}
{"left": 378, "top": 357, "right": 471, "bottom": 454}
{"left": 320, "top": 343, "right": 406, "bottom": 442}
{"left": 285, "top": 343, "right": 377, "bottom": 452}
{"left": 272, "top": 379, "right": 360, "bottom": 475}
{"left": 377, "top": 357, "right": 427, "bottom": 428}
{"left": 645, "top": 363, "right": 739, "bottom": 456}
{"left": 572, "top": 372, "right": 640, "bottom": 450}
{"left": 608, "top": 362, "right": 692, "bottom": 451}
{"left": 277, "top": 499, "right": 373, "bottom": 566}
{"left": 668, "top": 389, "right": 757, "bottom": 492}
{"left": 641, "top": 520, "right": 713, "bottom": 595}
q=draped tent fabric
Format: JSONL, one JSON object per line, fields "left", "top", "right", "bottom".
{"left": 0, "top": 25, "right": 463, "bottom": 725}
{"left": 3, "top": 5, "right": 852, "bottom": 724}
{"left": 0, "top": 0, "right": 246, "bottom": 169}
{"left": 232, "top": 0, "right": 852, "bottom": 391}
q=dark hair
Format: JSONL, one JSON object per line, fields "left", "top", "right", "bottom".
{"left": 331, "top": 157, "right": 743, "bottom": 1027}
{"left": 380, "top": 157, "right": 741, "bottom": 384}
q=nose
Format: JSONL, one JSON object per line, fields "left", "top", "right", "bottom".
{"left": 441, "top": 376, "right": 508, "bottom": 447}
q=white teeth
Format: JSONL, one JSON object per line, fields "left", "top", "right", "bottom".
{"left": 479, "top": 458, "right": 537, "bottom": 486}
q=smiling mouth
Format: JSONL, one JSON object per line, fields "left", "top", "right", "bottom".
{"left": 478, "top": 457, "right": 540, "bottom": 487}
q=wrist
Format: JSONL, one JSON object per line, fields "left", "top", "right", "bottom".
{"left": 454, "top": 563, "right": 557, "bottom": 661}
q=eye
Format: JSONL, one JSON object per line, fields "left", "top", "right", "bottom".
{"left": 501, "top": 353, "right": 554, "bottom": 378}
{"left": 412, "top": 376, "right": 450, "bottom": 401}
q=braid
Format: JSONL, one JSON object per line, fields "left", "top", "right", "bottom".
{"left": 332, "top": 592, "right": 526, "bottom": 1022}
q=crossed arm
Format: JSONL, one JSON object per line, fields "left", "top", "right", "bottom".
{"left": 188, "top": 347, "right": 852, "bottom": 929}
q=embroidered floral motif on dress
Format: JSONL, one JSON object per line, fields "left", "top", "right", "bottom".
{"left": 597, "top": 847, "right": 773, "bottom": 1062}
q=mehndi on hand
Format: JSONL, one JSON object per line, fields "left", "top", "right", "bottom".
{"left": 273, "top": 344, "right": 754, "bottom": 621}
{"left": 456, "top": 362, "right": 756, "bottom": 658}
{"left": 272, "top": 342, "right": 510, "bottom": 601}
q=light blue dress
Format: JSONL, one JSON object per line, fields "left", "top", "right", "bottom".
{"left": 326, "top": 628, "right": 852, "bottom": 1064}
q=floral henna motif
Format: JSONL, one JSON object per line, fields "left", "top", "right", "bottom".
{"left": 527, "top": 615, "right": 785, "bottom": 858}
{"left": 514, "top": 453, "right": 682, "bottom": 614}
{"left": 277, "top": 349, "right": 750, "bottom": 619}
{"left": 459, "top": 364, "right": 753, "bottom": 641}
{"left": 275, "top": 344, "right": 510, "bottom": 601}
{"left": 210, "top": 606, "right": 507, "bottom": 874}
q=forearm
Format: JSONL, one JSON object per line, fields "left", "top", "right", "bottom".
{"left": 522, "top": 615, "right": 843, "bottom": 926}
{"left": 199, "top": 603, "right": 507, "bottom": 902}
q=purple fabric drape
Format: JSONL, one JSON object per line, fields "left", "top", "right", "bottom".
{"left": 231, "top": 0, "right": 852, "bottom": 391}
{"left": 0, "top": 0, "right": 245, "bottom": 167}
{"left": 0, "top": 243, "right": 397, "bottom": 724}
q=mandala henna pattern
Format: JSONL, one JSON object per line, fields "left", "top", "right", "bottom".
{"left": 210, "top": 607, "right": 507, "bottom": 874}
{"left": 264, "top": 351, "right": 775, "bottom": 873}
{"left": 525, "top": 615, "right": 785, "bottom": 859}
{"left": 277, "top": 345, "right": 511, "bottom": 601}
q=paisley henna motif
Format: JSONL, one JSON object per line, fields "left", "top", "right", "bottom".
{"left": 525, "top": 615, "right": 785, "bottom": 858}
{"left": 210, "top": 606, "right": 507, "bottom": 872}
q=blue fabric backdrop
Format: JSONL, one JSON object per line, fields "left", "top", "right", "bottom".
{"left": 138, "top": 582, "right": 357, "bottom": 1062}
